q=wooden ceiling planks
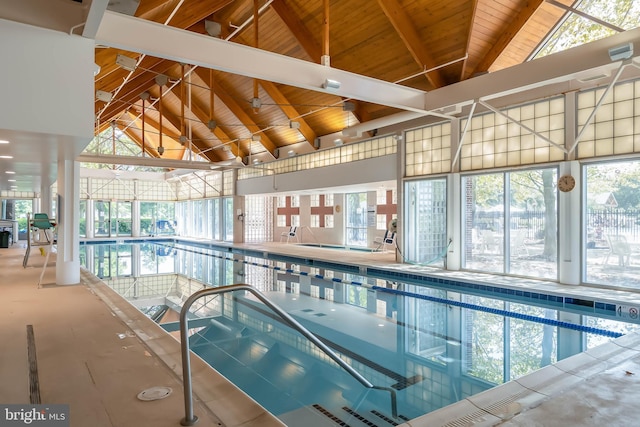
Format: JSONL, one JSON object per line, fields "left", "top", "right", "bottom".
{"left": 471, "top": 0, "right": 545, "bottom": 76}
{"left": 93, "top": 0, "right": 572, "bottom": 164}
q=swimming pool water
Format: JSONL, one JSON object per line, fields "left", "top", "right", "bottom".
{"left": 80, "top": 241, "right": 639, "bottom": 426}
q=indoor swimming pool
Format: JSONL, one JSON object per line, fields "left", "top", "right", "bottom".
{"left": 80, "top": 240, "right": 640, "bottom": 427}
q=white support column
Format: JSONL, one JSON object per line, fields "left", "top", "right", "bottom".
{"left": 233, "top": 195, "right": 245, "bottom": 243}
{"left": 56, "top": 159, "right": 81, "bottom": 285}
{"left": 132, "top": 200, "right": 140, "bottom": 237}
{"left": 86, "top": 199, "right": 95, "bottom": 239}
{"left": 447, "top": 119, "right": 461, "bottom": 270}
{"left": 558, "top": 160, "right": 581, "bottom": 285}
{"left": 40, "top": 184, "right": 52, "bottom": 216}
{"left": 447, "top": 173, "right": 462, "bottom": 270}
{"left": 559, "top": 91, "right": 581, "bottom": 285}
{"left": 396, "top": 133, "right": 404, "bottom": 263}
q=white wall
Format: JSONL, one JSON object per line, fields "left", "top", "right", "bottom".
{"left": 0, "top": 19, "right": 94, "bottom": 138}
{"left": 237, "top": 155, "right": 397, "bottom": 195}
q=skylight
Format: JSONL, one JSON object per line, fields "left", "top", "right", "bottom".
{"left": 533, "top": 0, "right": 640, "bottom": 59}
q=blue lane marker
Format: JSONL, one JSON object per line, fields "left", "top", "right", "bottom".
{"left": 372, "top": 286, "right": 623, "bottom": 338}
{"left": 156, "top": 242, "right": 624, "bottom": 338}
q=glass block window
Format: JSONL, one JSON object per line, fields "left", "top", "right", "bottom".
{"left": 324, "top": 193, "right": 334, "bottom": 206}
{"left": 290, "top": 195, "right": 300, "bottom": 207}
{"left": 406, "top": 122, "right": 452, "bottom": 177}
{"left": 238, "top": 135, "right": 397, "bottom": 179}
{"left": 245, "top": 196, "right": 273, "bottom": 243}
{"left": 277, "top": 196, "right": 286, "bottom": 207}
{"left": 310, "top": 194, "right": 320, "bottom": 207}
{"left": 310, "top": 215, "right": 320, "bottom": 228}
{"left": 376, "top": 214, "right": 388, "bottom": 230}
{"left": 576, "top": 79, "right": 640, "bottom": 158}
{"left": 88, "top": 178, "right": 135, "bottom": 200}
{"left": 222, "top": 170, "right": 234, "bottom": 196}
{"left": 277, "top": 215, "right": 286, "bottom": 227}
{"left": 136, "top": 180, "right": 176, "bottom": 201}
{"left": 80, "top": 178, "right": 89, "bottom": 199}
{"left": 460, "top": 97, "right": 565, "bottom": 170}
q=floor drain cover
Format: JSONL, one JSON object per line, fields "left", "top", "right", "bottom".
{"left": 137, "top": 386, "right": 173, "bottom": 401}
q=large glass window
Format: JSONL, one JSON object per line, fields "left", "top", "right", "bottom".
{"left": 345, "top": 192, "right": 367, "bottom": 247}
{"left": 463, "top": 168, "right": 558, "bottom": 279}
{"left": 140, "top": 202, "right": 176, "bottom": 236}
{"left": 111, "top": 201, "right": 132, "bottom": 237}
{"left": 79, "top": 200, "right": 86, "bottom": 238}
{"left": 223, "top": 197, "right": 234, "bottom": 241}
{"left": 94, "top": 201, "right": 110, "bottom": 238}
{"left": 584, "top": 160, "right": 640, "bottom": 289}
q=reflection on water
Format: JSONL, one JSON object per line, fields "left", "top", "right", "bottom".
{"left": 81, "top": 242, "right": 639, "bottom": 424}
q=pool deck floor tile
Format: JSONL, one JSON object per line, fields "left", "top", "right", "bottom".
{"left": 3, "top": 239, "right": 640, "bottom": 427}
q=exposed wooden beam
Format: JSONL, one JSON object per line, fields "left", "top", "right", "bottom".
{"left": 126, "top": 107, "right": 182, "bottom": 141}
{"left": 258, "top": 80, "right": 317, "bottom": 149}
{"left": 270, "top": 0, "right": 322, "bottom": 62}
{"left": 139, "top": 91, "right": 188, "bottom": 160}
{"left": 376, "top": 0, "right": 447, "bottom": 88}
{"left": 120, "top": 110, "right": 159, "bottom": 157}
{"left": 121, "top": 119, "right": 163, "bottom": 158}
{"left": 97, "top": 59, "right": 177, "bottom": 121}
{"left": 136, "top": 0, "right": 235, "bottom": 29}
{"left": 166, "top": 82, "right": 235, "bottom": 161}
{"left": 471, "top": 0, "right": 545, "bottom": 76}
{"left": 460, "top": 0, "right": 479, "bottom": 80}
{"left": 193, "top": 68, "right": 278, "bottom": 156}
{"left": 119, "top": 121, "right": 160, "bottom": 159}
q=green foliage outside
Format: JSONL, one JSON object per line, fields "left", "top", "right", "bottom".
{"left": 535, "top": 0, "right": 640, "bottom": 59}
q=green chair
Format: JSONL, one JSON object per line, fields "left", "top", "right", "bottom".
{"left": 32, "top": 213, "right": 55, "bottom": 243}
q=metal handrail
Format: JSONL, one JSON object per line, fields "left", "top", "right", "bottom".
{"left": 179, "top": 283, "right": 398, "bottom": 425}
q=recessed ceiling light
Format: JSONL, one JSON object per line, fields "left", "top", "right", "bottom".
{"left": 0, "top": 140, "right": 8, "bottom": 144}
{"left": 0, "top": 155, "right": 13, "bottom": 159}
{"left": 5, "top": 171, "right": 15, "bottom": 174}
{"left": 8, "top": 179, "right": 16, "bottom": 182}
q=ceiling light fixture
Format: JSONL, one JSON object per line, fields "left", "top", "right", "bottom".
{"left": 5, "top": 171, "right": 15, "bottom": 174}
{"left": 204, "top": 20, "right": 222, "bottom": 38}
{"left": 251, "top": 98, "right": 262, "bottom": 109}
{"left": 96, "top": 90, "right": 113, "bottom": 102}
{"left": 0, "top": 140, "right": 9, "bottom": 144}
{"left": 116, "top": 54, "right": 137, "bottom": 72}
{"left": 608, "top": 43, "right": 634, "bottom": 62}
{"left": 322, "top": 79, "right": 341, "bottom": 91}
{"left": 0, "top": 155, "right": 13, "bottom": 159}
{"left": 8, "top": 179, "right": 16, "bottom": 182}
{"left": 289, "top": 121, "right": 301, "bottom": 129}
{"left": 333, "top": 138, "right": 343, "bottom": 146}
{"left": 251, "top": 134, "right": 261, "bottom": 142}
{"left": 287, "top": 149, "right": 296, "bottom": 157}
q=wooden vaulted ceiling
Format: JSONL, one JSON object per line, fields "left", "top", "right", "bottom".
{"left": 94, "top": 0, "right": 574, "bottom": 164}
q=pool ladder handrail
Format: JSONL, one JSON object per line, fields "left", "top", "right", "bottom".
{"left": 179, "top": 283, "right": 398, "bottom": 425}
